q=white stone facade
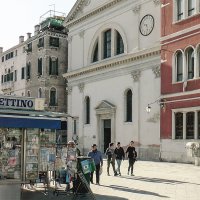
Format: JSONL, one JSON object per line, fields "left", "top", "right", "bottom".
{"left": 64, "top": 0, "right": 161, "bottom": 160}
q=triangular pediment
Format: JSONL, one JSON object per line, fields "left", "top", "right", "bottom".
{"left": 95, "top": 100, "right": 116, "bottom": 110}
{"left": 66, "top": 0, "right": 111, "bottom": 23}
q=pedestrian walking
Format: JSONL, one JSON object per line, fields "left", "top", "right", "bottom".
{"left": 114, "top": 142, "right": 125, "bottom": 176}
{"left": 87, "top": 144, "right": 103, "bottom": 185}
{"left": 126, "top": 141, "right": 137, "bottom": 176}
{"left": 105, "top": 142, "right": 118, "bottom": 176}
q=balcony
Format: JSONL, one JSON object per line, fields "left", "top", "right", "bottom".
{"left": 1, "top": 81, "right": 14, "bottom": 91}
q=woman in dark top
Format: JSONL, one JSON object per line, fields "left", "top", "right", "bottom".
{"left": 126, "top": 141, "right": 137, "bottom": 176}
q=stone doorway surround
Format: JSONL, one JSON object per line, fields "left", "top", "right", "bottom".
{"left": 95, "top": 100, "right": 116, "bottom": 153}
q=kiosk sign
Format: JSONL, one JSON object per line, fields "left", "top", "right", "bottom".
{"left": 0, "top": 95, "right": 44, "bottom": 110}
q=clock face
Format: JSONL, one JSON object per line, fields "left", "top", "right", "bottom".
{"left": 139, "top": 14, "right": 154, "bottom": 36}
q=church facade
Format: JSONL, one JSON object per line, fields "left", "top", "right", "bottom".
{"left": 63, "top": 0, "right": 162, "bottom": 160}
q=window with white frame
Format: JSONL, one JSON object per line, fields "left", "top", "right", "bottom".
{"left": 91, "top": 29, "right": 125, "bottom": 63}
{"left": 174, "top": 109, "right": 200, "bottom": 140}
{"left": 173, "top": 46, "right": 200, "bottom": 82}
{"left": 188, "top": 0, "right": 195, "bottom": 16}
{"left": 177, "top": 0, "right": 184, "bottom": 20}
{"left": 174, "top": 0, "right": 199, "bottom": 22}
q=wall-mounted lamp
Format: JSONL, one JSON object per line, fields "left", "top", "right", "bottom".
{"left": 146, "top": 104, "right": 152, "bottom": 113}
{"left": 146, "top": 98, "right": 166, "bottom": 113}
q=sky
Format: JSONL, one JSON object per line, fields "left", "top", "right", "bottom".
{"left": 0, "top": 0, "right": 77, "bottom": 51}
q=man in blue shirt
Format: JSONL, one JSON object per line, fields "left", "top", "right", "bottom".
{"left": 88, "top": 144, "right": 103, "bottom": 185}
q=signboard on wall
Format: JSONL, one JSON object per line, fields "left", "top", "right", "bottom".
{"left": 0, "top": 95, "right": 45, "bottom": 111}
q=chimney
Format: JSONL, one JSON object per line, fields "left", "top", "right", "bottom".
{"left": 19, "top": 36, "right": 24, "bottom": 44}
{"left": 27, "top": 32, "right": 32, "bottom": 39}
{"left": 34, "top": 25, "right": 40, "bottom": 35}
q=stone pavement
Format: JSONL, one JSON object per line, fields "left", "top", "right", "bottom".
{"left": 22, "top": 160, "right": 200, "bottom": 200}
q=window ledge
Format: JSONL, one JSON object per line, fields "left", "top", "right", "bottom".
{"left": 49, "top": 46, "right": 58, "bottom": 50}
{"left": 49, "top": 75, "right": 58, "bottom": 79}
{"left": 124, "top": 121, "right": 133, "bottom": 125}
{"left": 172, "top": 77, "right": 200, "bottom": 85}
{"left": 173, "top": 13, "right": 200, "bottom": 25}
{"left": 38, "top": 47, "right": 44, "bottom": 51}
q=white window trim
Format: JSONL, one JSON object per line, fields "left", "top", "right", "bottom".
{"left": 173, "top": 46, "right": 200, "bottom": 83}
{"left": 173, "top": 0, "right": 199, "bottom": 23}
{"left": 172, "top": 106, "right": 200, "bottom": 140}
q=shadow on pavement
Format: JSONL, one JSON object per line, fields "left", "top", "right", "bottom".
{"left": 94, "top": 193, "right": 128, "bottom": 200}
{"left": 117, "top": 175, "right": 200, "bottom": 185}
{"left": 99, "top": 184, "right": 169, "bottom": 198}
{"left": 21, "top": 189, "right": 129, "bottom": 200}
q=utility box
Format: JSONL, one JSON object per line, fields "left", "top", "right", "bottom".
{"left": 186, "top": 142, "right": 200, "bottom": 166}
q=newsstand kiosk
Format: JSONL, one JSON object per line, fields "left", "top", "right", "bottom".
{"left": 0, "top": 95, "right": 66, "bottom": 200}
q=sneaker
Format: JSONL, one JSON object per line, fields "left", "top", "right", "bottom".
{"left": 96, "top": 182, "right": 100, "bottom": 185}
{"left": 131, "top": 173, "right": 135, "bottom": 176}
{"left": 114, "top": 172, "right": 118, "bottom": 176}
{"left": 119, "top": 173, "right": 121, "bottom": 176}
{"left": 127, "top": 171, "right": 129, "bottom": 175}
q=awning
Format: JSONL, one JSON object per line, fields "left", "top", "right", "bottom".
{"left": 0, "top": 115, "right": 61, "bottom": 129}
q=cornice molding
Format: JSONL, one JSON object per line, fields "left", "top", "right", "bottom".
{"left": 66, "top": 0, "right": 125, "bottom": 28}
{"left": 161, "top": 24, "right": 200, "bottom": 44}
{"left": 63, "top": 47, "right": 161, "bottom": 80}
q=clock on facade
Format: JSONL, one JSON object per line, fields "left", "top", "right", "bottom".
{"left": 139, "top": 14, "right": 154, "bottom": 36}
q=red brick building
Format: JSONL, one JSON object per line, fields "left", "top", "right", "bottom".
{"left": 160, "top": 0, "right": 200, "bottom": 162}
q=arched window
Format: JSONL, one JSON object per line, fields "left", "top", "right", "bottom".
{"left": 116, "top": 31, "right": 124, "bottom": 55}
{"left": 38, "top": 88, "right": 42, "bottom": 98}
{"left": 186, "top": 48, "right": 194, "bottom": 79}
{"left": 126, "top": 89, "right": 132, "bottom": 122}
{"left": 85, "top": 96, "right": 90, "bottom": 124}
{"left": 92, "top": 41, "right": 99, "bottom": 63}
{"left": 91, "top": 27, "right": 125, "bottom": 63}
{"left": 175, "top": 51, "right": 183, "bottom": 82}
{"left": 50, "top": 87, "right": 56, "bottom": 106}
{"left": 175, "top": 112, "right": 183, "bottom": 139}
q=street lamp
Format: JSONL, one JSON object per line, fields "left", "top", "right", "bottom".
{"left": 146, "top": 104, "right": 151, "bottom": 113}
{"left": 146, "top": 98, "right": 165, "bottom": 113}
